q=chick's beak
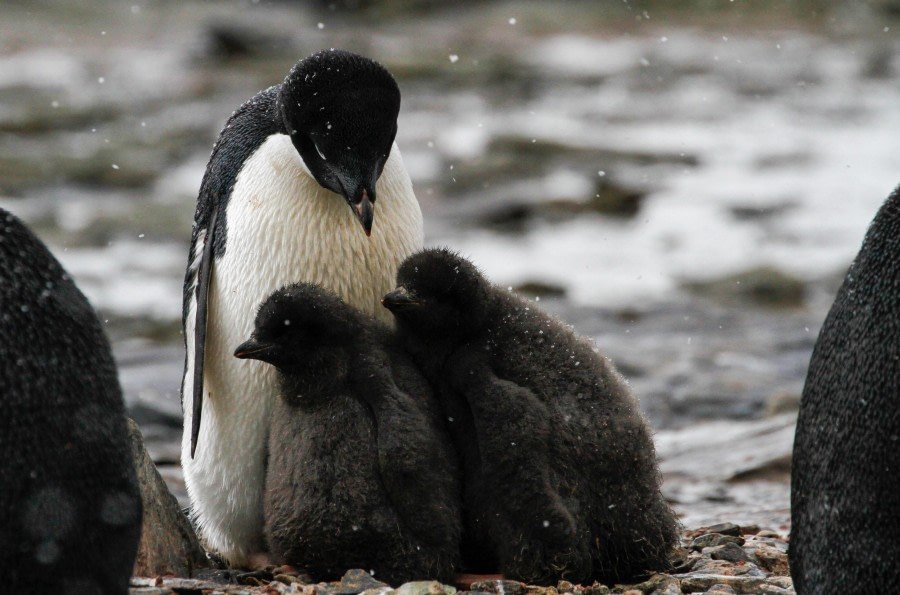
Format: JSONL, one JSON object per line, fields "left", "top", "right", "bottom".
{"left": 234, "top": 339, "right": 276, "bottom": 363}
{"left": 382, "top": 286, "right": 421, "bottom": 311}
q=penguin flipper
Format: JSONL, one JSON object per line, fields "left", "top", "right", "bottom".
{"left": 191, "top": 208, "right": 218, "bottom": 458}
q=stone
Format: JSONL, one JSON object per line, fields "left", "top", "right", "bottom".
{"left": 620, "top": 574, "right": 669, "bottom": 593}
{"left": 705, "top": 543, "right": 751, "bottom": 564}
{"left": 393, "top": 581, "right": 457, "bottom": 595}
{"left": 682, "top": 267, "right": 807, "bottom": 309}
{"left": 752, "top": 543, "right": 789, "bottom": 575}
{"left": 327, "top": 569, "right": 392, "bottom": 595}
{"left": 690, "top": 534, "right": 745, "bottom": 551}
{"left": 470, "top": 579, "right": 525, "bottom": 595}
{"left": 766, "top": 576, "right": 793, "bottom": 588}
{"left": 705, "top": 585, "right": 736, "bottom": 594}
{"left": 127, "top": 418, "right": 208, "bottom": 578}
{"left": 649, "top": 580, "right": 682, "bottom": 595}
{"left": 580, "top": 584, "right": 611, "bottom": 595}
{"left": 701, "top": 523, "right": 742, "bottom": 537}
{"left": 677, "top": 574, "right": 765, "bottom": 592}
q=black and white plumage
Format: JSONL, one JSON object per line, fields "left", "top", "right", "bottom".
{"left": 234, "top": 283, "right": 461, "bottom": 585}
{"left": 0, "top": 209, "right": 142, "bottom": 594}
{"left": 383, "top": 248, "right": 679, "bottom": 585}
{"left": 181, "top": 49, "right": 423, "bottom": 565}
{"left": 790, "top": 185, "right": 900, "bottom": 594}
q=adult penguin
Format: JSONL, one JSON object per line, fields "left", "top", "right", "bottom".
{"left": 181, "top": 49, "right": 423, "bottom": 566}
{"left": 0, "top": 209, "right": 142, "bottom": 594}
{"left": 790, "top": 184, "right": 900, "bottom": 593}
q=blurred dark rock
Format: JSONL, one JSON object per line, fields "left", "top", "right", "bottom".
{"left": 682, "top": 267, "right": 807, "bottom": 309}
{"left": 690, "top": 534, "right": 745, "bottom": 551}
{"left": 127, "top": 418, "right": 208, "bottom": 578}
{"left": 862, "top": 46, "right": 895, "bottom": 79}
{"left": 546, "top": 179, "right": 645, "bottom": 218}
{"left": 470, "top": 579, "right": 526, "bottom": 595}
{"left": 705, "top": 542, "right": 751, "bottom": 563}
{"left": 763, "top": 391, "right": 801, "bottom": 417}
{"left": 751, "top": 543, "right": 789, "bottom": 575}
{"left": 393, "top": 581, "right": 457, "bottom": 595}
{"left": 203, "top": 22, "right": 295, "bottom": 61}
{"left": 728, "top": 202, "right": 797, "bottom": 221}
{"left": 700, "top": 523, "right": 742, "bottom": 537}
{"left": 327, "top": 569, "right": 390, "bottom": 594}
{"left": 513, "top": 280, "right": 567, "bottom": 299}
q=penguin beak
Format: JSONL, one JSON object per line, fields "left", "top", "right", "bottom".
{"left": 234, "top": 339, "right": 278, "bottom": 364}
{"left": 351, "top": 189, "right": 375, "bottom": 237}
{"left": 382, "top": 287, "right": 422, "bottom": 311}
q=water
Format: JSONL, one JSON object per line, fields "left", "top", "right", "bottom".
{"left": 1, "top": 0, "right": 898, "bottom": 526}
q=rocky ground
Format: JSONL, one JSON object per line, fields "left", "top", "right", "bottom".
{"left": 129, "top": 523, "right": 793, "bottom": 594}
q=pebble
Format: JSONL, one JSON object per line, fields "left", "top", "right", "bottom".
{"left": 129, "top": 523, "right": 795, "bottom": 594}
{"left": 706, "top": 542, "right": 752, "bottom": 563}
{"left": 691, "top": 533, "right": 745, "bottom": 550}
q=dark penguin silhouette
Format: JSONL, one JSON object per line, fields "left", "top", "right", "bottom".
{"left": 234, "top": 283, "right": 460, "bottom": 585}
{"left": 181, "top": 48, "right": 423, "bottom": 565}
{"left": 383, "top": 248, "right": 678, "bottom": 585}
{"left": 790, "top": 185, "right": 900, "bottom": 593}
{"left": 0, "top": 209, "right": 142, "bottom": 594}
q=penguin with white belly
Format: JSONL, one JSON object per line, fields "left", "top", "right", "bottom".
{"left": 181, "top": 49, "right": 423, "bottom": 567}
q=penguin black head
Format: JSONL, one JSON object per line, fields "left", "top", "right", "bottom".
{"left": 234, "top": 283, "right": 364, "bottom": 376}
{"left": 383, "top": 248, "right": 490, "bottom": 340}
{"left": 278, "top": 49, "right": 401, "bottom": 236}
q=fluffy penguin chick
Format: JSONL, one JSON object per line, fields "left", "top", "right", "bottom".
{"left": 181, "top": 48, "right": 423, "bottom": 565}
{"left": 383, "top": 248, "right": 678, "bottom": 585}
{"left": 790, "top": 185, "right": 900, "bottom": 594}
{"left": 0, "top": 209, "right": 142, "bottom": 594}
{"left": 234, "top": 283, "right": 460, "bottom": 585}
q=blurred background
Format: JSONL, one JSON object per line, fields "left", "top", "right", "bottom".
{"left": 2, "top": 0, "right": 898, "bottom": 530}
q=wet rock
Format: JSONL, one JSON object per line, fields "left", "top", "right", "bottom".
{"left": 682, "top": 267, "right": 807, "bottom": 309}
{"left": 650, "top": 581, "right": 683, "bottom": 595}
{"left": 696, "top": 523, "right": 742, "bottom": 538}
{"left": 130, "top": 576, "right": 249, "bottom": 593}
{"left": 728, "top": 202, "right": 798, "bottom": 220}
{"left": 765, "top": 576, "right": 793, "bottom": 589}
{"left": 470, "top": 580, "right": 524, "bottom": 595}
{"left": 327, "top": 569, "right": 391, "bottom": 594}
{"left": 545, "top": 179, "right": 645, "bottom": 218}
{"left": 750, "top": 543, "right": 789, "bottom": 575}
{"left": 127, "top": 418, "right": 209, "bottom": 578}
{"left": 514, "top": 280, "right": 567, "bottom": 299}
{"left": 393, "top": 581, "right": 457, "bottom": 595}
{"left": 677, "top": 574, "right": 765, "bottom": 593}
{"left": 488, "top": 137, "right": 699, "bottom": 169}
{"left": 763, "top": 391, "right": 801, "bottom": 417}
{"left": 690, "top": 534, "right": 745, "bottom": 550}
{"left": 705, "top": 543, "right": 750, "bottom": 564}
{"left": 203, "top": 22, "right": 295, "bottom": 61}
